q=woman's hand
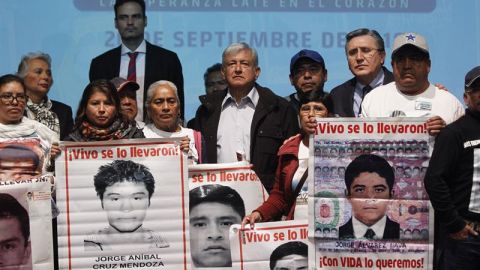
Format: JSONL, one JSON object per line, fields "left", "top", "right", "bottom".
{"left": 50, "top": 143, "right": 61, "bottom": 159}
{"left": 241, "top": 211, "right": 263, "bottom": 229}
{"left": 180, "top": 136, "right": 190, "bottom": 153}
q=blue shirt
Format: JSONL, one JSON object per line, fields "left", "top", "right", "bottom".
{"left": 353, "top": 69, "right": 385, "bottom": 117}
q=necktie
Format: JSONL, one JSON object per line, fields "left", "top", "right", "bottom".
{"left": 127, "top": 52, "right": 138, "bottom": 82}
{"left": 358, "top": 85, "right": 373, "bottom": 115}
{"left": 362, "top": 85, "right": 373, "bottom": 98}
{"left": 364, "top": 228, "right": 376, "bottom": 239}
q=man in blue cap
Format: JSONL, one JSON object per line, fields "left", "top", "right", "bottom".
{"left": 285, "top": 49, "right": 328, "bottom": 112}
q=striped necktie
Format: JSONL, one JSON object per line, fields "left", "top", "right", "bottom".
{"left": 127, "top": 52, "right": 138, "bottom": 82}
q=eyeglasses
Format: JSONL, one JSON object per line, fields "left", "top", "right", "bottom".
{"left": 347, "top": 47, "right": 381, "bottom": 58}
{"left": 299, "top": 104, "right": 327, "bottom": 116}
{"left": 0, "top": 93, "right": 27, "bottom": 104}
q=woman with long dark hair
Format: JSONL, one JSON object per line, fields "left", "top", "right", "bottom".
{"left": 65, "top": 80, "right": 143, "bottom": 141}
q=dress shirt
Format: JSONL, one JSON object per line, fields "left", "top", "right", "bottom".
{"left": 352, "top": 214, "right": 387, "bottom": 239}
{"left": 216, "top": 87, "right": 259, "bottom": 163}
{"left": 120, "top": 40, "right": 146, "bottom": 122}
{"left": 353, "top": 69, "right": 384, "bottom": 117}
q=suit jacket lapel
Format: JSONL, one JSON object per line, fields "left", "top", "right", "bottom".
{"left": 111, "top": 46, "right": 122, "bottom": 77}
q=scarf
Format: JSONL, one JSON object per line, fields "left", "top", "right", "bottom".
{"left": 79, "top": 118, "right": 134, "bottom": 141}
{"left": 26, "top": 97, "right": 60, "bottom": 136}
{"left": 0, "top": 117, "right": 58, "bottom": 144}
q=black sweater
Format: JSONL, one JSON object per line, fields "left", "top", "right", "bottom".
{"left": 424, "top": 109, "right": 480, "bottom": 233}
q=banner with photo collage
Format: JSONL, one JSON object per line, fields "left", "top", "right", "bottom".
{"left": 308, "top": 118, "right": 433, "bottom": 270}
{"left": 56, "top": 139, "right": 190, "bottom": 270}
{"left": 188, "top": 162, "right": 268, "bottom": 270}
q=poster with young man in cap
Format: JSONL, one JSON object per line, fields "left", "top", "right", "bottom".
{"left": 309, "top": 117, "right": 433, "bottom": 269}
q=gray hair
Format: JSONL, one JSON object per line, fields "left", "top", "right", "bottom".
{"left": 145, "top": 80, "right": 181, "bottom": 124}
{"left": 17, "top": 52, "right": 52, "bottom": 78}
{"left": 345, "top": 28, "right": 385, "bottom": 52}
{"left": 222, "top": 42, "right": 259, "bottom": 68}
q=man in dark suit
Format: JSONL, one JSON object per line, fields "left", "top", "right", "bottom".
{"left": 193, "top": 43, "right": 299, "bottom": 192}
{"left": 339, "top": 154, "right": 400, "bottom": 239}
{"left": 330, "top": 28, "right": 394, "bottom": 117}
{"left": 89, "top": 0, "right": 183, "bottom": 121}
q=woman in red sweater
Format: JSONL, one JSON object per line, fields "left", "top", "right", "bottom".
{"left": 243, "top": 91, "right": 333, "bottom": 226}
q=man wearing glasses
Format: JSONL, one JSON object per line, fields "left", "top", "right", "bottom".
{"left": 330, "top": 28, "right": 394, "bottom": 117}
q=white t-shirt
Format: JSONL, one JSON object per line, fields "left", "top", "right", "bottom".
{"left": 361, "top": 82, "right": 465, "bottom": 125}
{"left": 143, "top": 124, "right": 199, "bottom": 164}
{"left": 292, "top": 141, "right": 309, "bottom": 220}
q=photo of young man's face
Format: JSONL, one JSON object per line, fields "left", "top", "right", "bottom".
{"left": 189, "top": 202, "right": 242, "bottom": 267}
{"left": 348, "top": 172, "right": 391, "bottom": 226}
{"left": 102, "top": 181, "right": 149, "bottom": 233}
{"left": 0, "top": 217, "right": 30, "bottom": 269}
{"left": 0, "top": 159, "right": 38, "bottom": 180}
{"left": 273, "top": 254, "right": 308, "bottom": 270}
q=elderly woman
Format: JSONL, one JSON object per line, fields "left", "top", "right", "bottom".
{"left": 143, "top": 80, "right": 201, "bottom": 163}
{"left": 65, "top": 80, "right": 143, "bottom": 141}
{"left": 243, "top": 91, "right": 333, "bottom": 226}
{"left": 0, "top": 74, "right": 58, "bottom": 177}
{"left": 17, "top": 52, "right": 73, "bottom": 140}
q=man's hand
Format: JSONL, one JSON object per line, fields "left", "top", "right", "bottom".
{"left": 449, "top": 223, "right": 478, "bottom": 240}
{"left": 241, "top": 211, "right": 262, "bottom": 229}
{"left": 434, "top": 83, "right": 449, "bottom": 92}
{"left": 426, "top": 116, "right": 446, "bottom": 136}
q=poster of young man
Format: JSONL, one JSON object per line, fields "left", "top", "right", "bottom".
{"left": 308, "top": 118, "right": 433, "bottom": 270}
{"left": 0, "top": 138, "right": 50, "bottom": 181}
{"left": 230, "top": 220, "right": 308, "bottom": 270}
{"left": 188, "top": 162, "right": 268, "bottom": 269}
{"left": 0, "top": 176, "right": 54, "bottom": 270}
{"left": 56, "top": 139, "right": 190, "bottom": 270}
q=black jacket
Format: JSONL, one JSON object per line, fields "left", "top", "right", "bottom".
{"left": 51, "top": 100, "right": 74, "bottom": 140}
{"left": 339, "top": 216, "right": 400, "bottom": 239}
{"left": 89, "top": 41, "right": 184, "bottom": 118}
{"left": 193, "top": 84, "right": 299, "bottom": 192}
{"left": 330, "top": 67, "right": 394, "bottom": 117}
{"left": 424, "top": 109, "right": 480, "bottom": 233}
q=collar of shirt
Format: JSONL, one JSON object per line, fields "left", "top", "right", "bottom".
{"left": 355, "top": 68, "right": 385, "bottom": 92}
{"left": 221, "top": 86, "right": 259, "bottom": 109}
{"left": 121, "top": 39, "right": 147, "bottom": 55}
{"left": 352, "top": 214, "right": 387, "bottom": 239}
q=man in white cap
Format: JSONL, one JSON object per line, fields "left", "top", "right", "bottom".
{"left": 110, "top": 77, "right": 145, "bottom": 128}
{"left": 361, "top": 32, "right": 464, "bottom": 135}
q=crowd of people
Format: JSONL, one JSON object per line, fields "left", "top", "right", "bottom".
{"left": 0, "top": 0, "right": 479, "bottom": 269}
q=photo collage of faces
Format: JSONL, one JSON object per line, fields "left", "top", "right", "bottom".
{"left": 312, "top": 139, "right": 431, "bottom": 242}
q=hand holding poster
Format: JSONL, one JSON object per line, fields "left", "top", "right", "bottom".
{"left": 188, "top": 162, "right": 268, "bottom": 269}
{"left": 230, "top": 220, "right": 309, "bottom": 270}
{"left": 56, "top": 139, "right": 190, "bottom": 270}
{"left": 309, "top": 118, "right": 433, "bottom": 270}
{"left": 0, "top": 176, "right": 54, "bottom": 270}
